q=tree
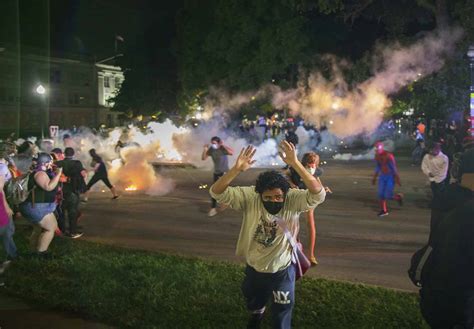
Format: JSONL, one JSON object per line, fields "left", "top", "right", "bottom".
{"left": 111, "top": 1, "right": 182, "bottom": 121}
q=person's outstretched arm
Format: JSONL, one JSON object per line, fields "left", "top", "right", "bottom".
{"left": 279, "top": 141, "right": 322, "bottom": 194}
{"left": 211, "top": 145, "right": 256, "bottom": 195}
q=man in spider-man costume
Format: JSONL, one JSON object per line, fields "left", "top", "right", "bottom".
{"left": 372, "top": 142, "right": 403, "bottom": 217}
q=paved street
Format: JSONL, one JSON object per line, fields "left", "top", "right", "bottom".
{"left": 79, "top": 157, "right": 430, "bottom": 292}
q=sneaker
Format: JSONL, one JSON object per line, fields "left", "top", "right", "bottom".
{"left": 81, "top": 199, "right": 88, "bottom": 203}
{"left": 377, "top": 211, "right": 389, "bottom": 217}
{"left": 396, "top": 193, "right": 404, "bottom": 206}
{"left": 207, "top": 208, "right": 218, "bottom": 217}
{"left": 112, "top": 195, "right": 120, "bottom": 200}
{"left": 66, "top": 232, "right": 84, "bottom": 239}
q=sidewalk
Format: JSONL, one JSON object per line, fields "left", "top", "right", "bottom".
{"left": 0, "top": 289, "right": 114, "bottom": 329}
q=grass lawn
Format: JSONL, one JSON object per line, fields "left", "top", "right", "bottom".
{"left": 3, "top": 224, "right": 428, "bottom": 329}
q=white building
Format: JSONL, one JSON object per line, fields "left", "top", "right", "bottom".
{"left": 0, "top": 46, "right": 124, "bottom": 137}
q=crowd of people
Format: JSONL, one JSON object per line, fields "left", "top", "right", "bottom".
{"left": 238, "top": 114, "right": 323, "bottom": 146}
{"left": 411, "top": 118, "right": 466, "bottom": 166}
{"left": 0, "top": 138, "right": 119, "bottom": 270}
{"left": 0, "top": 117, "right": 473, "bottom": 328}
{"left": 204, "top": 127, "right": 474, "bottom": 328}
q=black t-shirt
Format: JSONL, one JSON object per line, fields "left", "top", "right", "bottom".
{"left": 57, "top": 158, "right": 86, "bottom": 193}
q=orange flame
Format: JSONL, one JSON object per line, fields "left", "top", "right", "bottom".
{"left": 125, "top": 185, "right": 138, "bottom": 191}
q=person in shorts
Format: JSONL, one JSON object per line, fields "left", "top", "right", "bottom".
{"left": 19, "top": 153, "right": 62, "bottom": 257}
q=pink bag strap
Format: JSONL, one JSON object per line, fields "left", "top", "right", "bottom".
{"left": 273, "top": 216, "right": 298, "bottom": 264}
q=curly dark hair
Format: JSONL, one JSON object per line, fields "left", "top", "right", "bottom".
{"left": 211, "top": 136, "right": 221, "bottom": 143}
{"left": 255, "top": 170, "right": 290, "bottom": 195}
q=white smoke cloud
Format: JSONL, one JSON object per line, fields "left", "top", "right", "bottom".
{"left": 12, "top": 28, "right": 462, "bottom": 196}
{"left": 201, "top": 28, "right": 463, "bottom": 139}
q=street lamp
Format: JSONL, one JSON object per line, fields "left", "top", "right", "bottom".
{"left": 467, "top": 45, "right": 474, "bottom": 137}
{"left": 36, "top": 84, "right": 46, "bottom": 95}
{"left": 35, "top": 84, "right": 48, "bottom": 138}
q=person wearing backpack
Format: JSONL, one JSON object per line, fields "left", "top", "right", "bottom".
{"left": 419, "top": 153, "right": 474, "bottom": 329}
{"left": 56, "top": 147, "right": 86, "bottom": 238}
{"left": 18, "top": 153, "right": 62, "bottom": 257}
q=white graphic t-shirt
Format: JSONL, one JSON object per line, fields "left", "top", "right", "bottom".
{"left": 210, "top": 185, "right": 326, "bottom": 273}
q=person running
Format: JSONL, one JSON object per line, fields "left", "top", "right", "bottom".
{"left": 57, "top": 147, "right": 87, "bottom": 238}
{"left": 201, "top": 136, "right": 234, "bottom": 217}
{"left": 372, "top": 142, "right": 403, "bottom": 217}
{"left": 210, "top": 141, "right": 326, "bottom": 328}
{"left": 82, "top": 149, "right": 118, "bottom": 202}
{"left": 19, "top": 153, "right": 62, "bottom": 257}
{"left": 287, "top": 151, "right": 331, "bottom": 266}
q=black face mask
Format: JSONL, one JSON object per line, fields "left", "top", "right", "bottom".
{"left": 262, "top": 200, "right": 284, "bottom": 215}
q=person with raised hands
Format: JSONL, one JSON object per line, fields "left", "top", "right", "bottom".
{"left": 210, "top": 141, "right": 326, "bottom": 329}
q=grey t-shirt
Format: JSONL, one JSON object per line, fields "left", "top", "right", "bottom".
{"left": 207, "top": 147, "right": 230, "bottom": 174}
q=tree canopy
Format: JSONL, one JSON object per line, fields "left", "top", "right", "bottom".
{"left": 111, "top": 0, "right": 474, "bottom": 122}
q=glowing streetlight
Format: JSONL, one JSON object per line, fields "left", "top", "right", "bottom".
{"left": 36, "top": 84, "right": 46, "bottom": 95}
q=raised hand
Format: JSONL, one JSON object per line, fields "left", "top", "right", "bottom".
{"left": 234, "top": 146, "right": 257, "bottom": 172}
{"left": 278, "top": 140, "right": 297, "bottom": 166}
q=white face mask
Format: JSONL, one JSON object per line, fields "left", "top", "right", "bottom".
{"left": 210, "top": 144, "right": 219, "bottom": 150}
{"left": 306, "top": 167, "right": 316, "bottom": 175}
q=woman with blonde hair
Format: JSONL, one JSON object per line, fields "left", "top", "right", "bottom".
{"left": 287, "top": 151, "right": 331, "bottom": 265}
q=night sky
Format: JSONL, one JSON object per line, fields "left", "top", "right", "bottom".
{"left": 1, "top": 0, "right": 153, "bottom": 59}
{"left": 0, "top": 0, "right": 430, "bottom": 62}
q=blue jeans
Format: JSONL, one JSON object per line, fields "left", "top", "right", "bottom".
{"left": 242, "top": 264, "right": 296, "bottom": 329}
{"left": 0, "top": 218, "right": 18, "bottom": 260}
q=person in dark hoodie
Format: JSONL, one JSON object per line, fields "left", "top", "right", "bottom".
{"left": 420, "top": 143, "right": 474, "bottom": 329}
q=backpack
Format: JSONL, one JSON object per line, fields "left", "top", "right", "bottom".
{"left": 408, "top": 244, "right": 433, "bottom": 287}
{"left": 4, "top": 172, "right": 35, "bottom": 206}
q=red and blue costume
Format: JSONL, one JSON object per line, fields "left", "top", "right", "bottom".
{"left": 375, "top": 151, "right": 399, "bottom": 200}
{"left": 373, "top": 143, "right": 402, "bottom": 216}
